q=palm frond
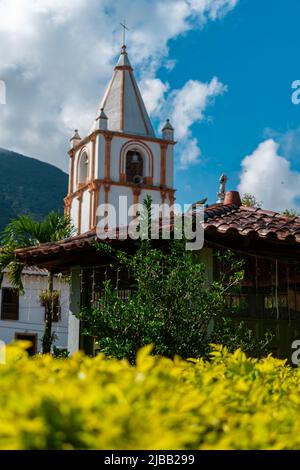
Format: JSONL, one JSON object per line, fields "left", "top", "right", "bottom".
{"left": 1, "top": 215, "right": 40, "bottom": 247}
{"left": 0, "top": 212, "right": 74, "bottom": 291}
{"left": 0, "top": 243, "right": 24, "bottom": 290}
{"left": 41, "top": 212, "right": 75, "bottom": 242}
{"left": 8, "top": 260, "right": 25, "bottom": 292}
{"left": 0, "top": 244, "right": 16, "bottom": 271}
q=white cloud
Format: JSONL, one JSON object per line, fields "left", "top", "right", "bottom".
{"left": 139, "top": 78, "right": 169, "bottom": 116}
{"left": 264, "top": 126, "right": 300, "bottom": 163}
{"left": 167, "top": 78, "right": 227, "bottom": 168}
{"left": 170, "top": 78, "right": 226, "bottom": 140}
{"left": 189, "top": 0, "right": 239, "bottom": 21}
{"left": 142, "top": 77, "right": 227, "bottom": 168}
{"left": 0, "top": 0, "right": 238, "bottom": 170}
{"left": 238, "top": 139, "right": 300, "bottom": 212}
{"left": 178, "top": 137, "right": 202, "bottom": 168}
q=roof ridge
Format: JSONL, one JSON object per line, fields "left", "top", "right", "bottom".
{"left": 204, "top": 203, "right": 239, "bottom": 220}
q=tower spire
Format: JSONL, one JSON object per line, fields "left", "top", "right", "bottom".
{"left": 91, "top": 43, "right": 155, "bottom": 137}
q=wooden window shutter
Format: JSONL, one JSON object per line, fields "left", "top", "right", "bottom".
{"left": 1, "top": 288, "right": 19, "bottom": 321}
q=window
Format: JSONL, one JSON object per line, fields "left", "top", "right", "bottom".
{"left": 78, "top": 151, "right": 89, "bottom": 186}
{"left": 1, "top": 288, "right": 19, "bottom": 321}
{"left": 15, "top": 333, "right": 37, "bottom": 356}
{"left": 226, "top": 293, "right": 248, "bottom": 311}
{"left": 126, "top": 150, "right": 143, "bottom": 183}
{"left": 44, "top": 292, "right": 61, "bottom": 323}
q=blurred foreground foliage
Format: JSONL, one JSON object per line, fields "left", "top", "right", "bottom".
{"left": 0, "top": 342, "right": 299, "bottom": 450}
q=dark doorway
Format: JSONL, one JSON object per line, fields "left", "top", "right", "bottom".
{"left": 15, "top": 333, "right": 38, "bottom": 356}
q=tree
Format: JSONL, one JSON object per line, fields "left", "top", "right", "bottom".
{"left": 241, "top": 193, "right": 262, "bottom": 208}
{"left": 0, "top": 212, "right": 74, "bottom": 353}
{"left": 281, "top": 209, "right": 299, "bottom": 217}
{"left": 77, "top": 240, "right": 271, "bottom": 363}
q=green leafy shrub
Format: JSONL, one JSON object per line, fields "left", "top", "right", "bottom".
{"left": 77, "top": 241, "right": 270, "bottom": 362}
{"left": 1, "top": 343, "right": 300, "bottom": 450}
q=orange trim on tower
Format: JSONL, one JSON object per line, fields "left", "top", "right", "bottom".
{"left": 104, "top": 182, "right": 111, "bottom": 222}
{"left": 91, "top": 134, "right": 96, "bottom": 181}
{"left": 169, "top": 189, "right": 176, "bottom": 207}
{"left": 67, "top": 178, "right": 163, "bottom": 202}
{"left": 104, "top": 133, "right": 113, "bottom": 180}
{"left": 133, "top": 190, "right": 140, "bottom": 205}
{"left": 160, "top": 142, "right": 168, "bottom": 187}
{"left": 120, "top": 69, "right": 125, "bottom": 131}
{"left": 133, "top": 187, "right": 141, "bottom": 217}
{"left": 160, "top": 187, "right": 167, "bottom": 203}
{"left": 114, "top": 65, "right": 133, "bottom": 72}
{"left": 104, "top": 183, "right": 110, "bottom": 205}
{"left": 93, "top": 182, "right": 100, "bottom": 229}
{"left": 88, "top": 183, "right": 94, "bottom": 231}
{"left": 69, "top": 150, "right": 75, "bottom": 194}
{"left": 64, "top": 196, "right": 71, "bottom": 216}
{"left": 77, "top": 129, "right": 176, "bottom": 150}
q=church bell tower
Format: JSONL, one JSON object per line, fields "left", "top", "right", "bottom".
{"left": 65, "top": 44, "right": 176, "bottom": 234}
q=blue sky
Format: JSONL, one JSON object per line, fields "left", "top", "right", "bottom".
{"left": 155, "top": 0, "right": 300, "bottom": 207}
{"left": 0, "top": 0, "right": 299, "bottom": 212}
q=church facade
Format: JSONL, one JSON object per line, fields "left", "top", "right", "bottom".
{"left": 64, "top": 45, "right": 176, "bottom": 235}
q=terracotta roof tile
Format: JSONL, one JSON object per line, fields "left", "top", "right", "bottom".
{"left": 204, "top": 204, "right": 300, "bottom": 243}
{"left": 15, "top": 204, "right": 300, "bottom": 261}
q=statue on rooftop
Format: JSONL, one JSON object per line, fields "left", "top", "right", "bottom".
{"left": 217, "top": 174, "right": 228, "bottom": 203}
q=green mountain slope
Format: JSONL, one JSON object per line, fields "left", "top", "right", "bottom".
{"left": 0, "top": 148, "right": 68, "bottom": 231}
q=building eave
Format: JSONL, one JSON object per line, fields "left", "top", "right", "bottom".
{"left": 15, "top": 204, "right": 300, "bottom": 270}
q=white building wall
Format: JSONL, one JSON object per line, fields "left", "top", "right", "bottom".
{"left": 97, "top": 185, "right": 105, "bottom": 207}
{"left": 70, "top": 197, "right": 79, "bottom": 230}
{"left": 68, "top": 154, "right": 73, "bottom": 194}
{"left": 81, "top": 189, "right": 90, "bottom": 234}
{"left": 67, "top": 267, "right": 81, "bottom": 354}
{"left": 0, "top": 271, "right": 70, "bottom": 352}
{"left": 73, "top": 147, "right": 81, "bottom": 187}
{"left": 150, "top": 142, "right": 161, "bottom": 186}
{"left": 87, "top": 140, "right": 93, "bottom": 180}
{"left": 109, "top": 185, "right": 134, "bottom": 228}
{"left": 166, "top": 144, "right": 174, "bottom": 189}
{"left": 110, "top": 137, "right": 122, "bottom": 182}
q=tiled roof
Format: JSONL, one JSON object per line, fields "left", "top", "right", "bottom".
{"left": 204, "top": 204, "right": 300, "bottom": 243}
{"left": 15, "top": 230, "right": 99, "bottom": 260}
{"left": 15, "top": 204, "right": 300, "bottom": 262}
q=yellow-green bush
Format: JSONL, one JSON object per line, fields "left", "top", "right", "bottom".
{"left": 1, "top": 342, "right": 300, "bottom": 450}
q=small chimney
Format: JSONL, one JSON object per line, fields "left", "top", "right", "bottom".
{"left": 223, "top": 191, "right": 242, "bottom": 206}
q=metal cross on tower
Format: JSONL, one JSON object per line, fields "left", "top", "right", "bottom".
{"left": 120, "top": 20, "right": 129, "bottom": 46}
